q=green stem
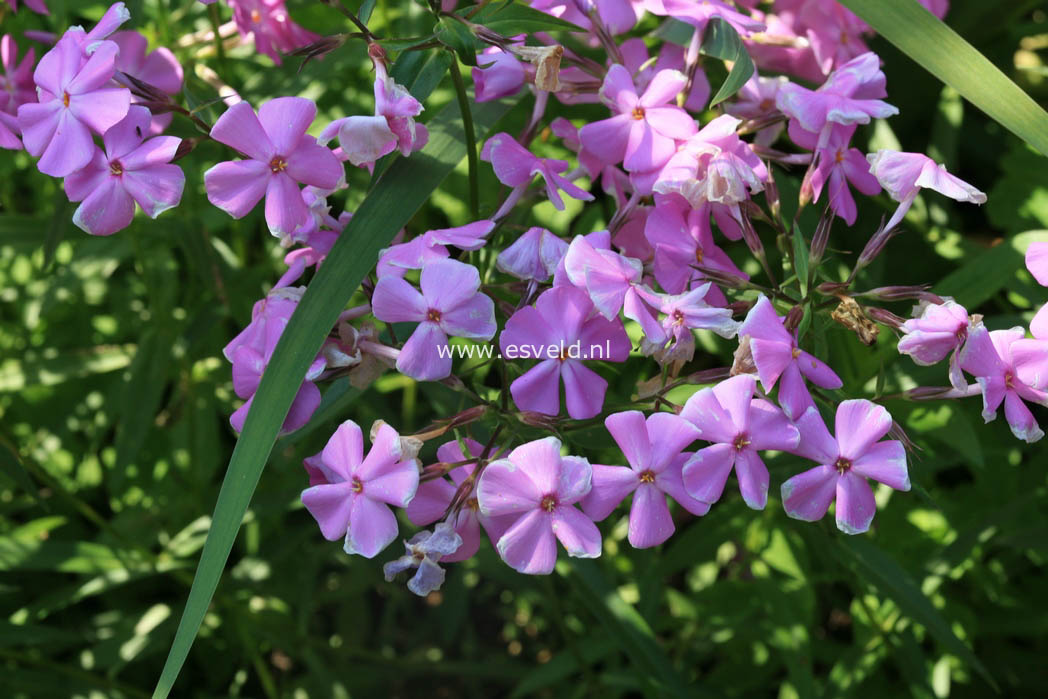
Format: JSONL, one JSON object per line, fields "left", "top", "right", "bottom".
{"left": 448, "top": 57, "right": 480, "bottom": 220}
{"left": 207, "top": 4, "right": 228, "bottom": 77}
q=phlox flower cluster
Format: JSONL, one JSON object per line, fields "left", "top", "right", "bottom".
{"left": 13, "top": 0, "right": 1045, "bottom": 600}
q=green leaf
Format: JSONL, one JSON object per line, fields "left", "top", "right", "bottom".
{"left": 700, "top": 17, "right": 754, "bottom": 107}
{"left": 837, "top": 0, "right": 1048, "bottom": 156}
{"left": 792, "top": 226, "right": 810, "bottom": 298}
{"left": 437, "top": 17, "right": 478, "bottom": 66}
{"left": 152, "top": 95, "right": 517, "bottom": 699}
{"left": 935, "top": 230, "right": 1048, "bottom": 308}
{"left": 358, "top": 0, "right": 377, "bottom": 25}
{"left": 466, "top": 0, "right": 585, "bottom": 34}
{"left": 0, "top": 440, "right": 46, "bottom": 511}
{"left": 834, "top": 537, "right": 998, "bottom": 691}
{"left": 564, "top": 560, "right": 695, "bottom": 698}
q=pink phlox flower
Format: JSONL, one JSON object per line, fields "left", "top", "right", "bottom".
{"left": 641, "top": 284, "right": 739, "bottom": 363}
{"left": 229, "top": 0, "right": 319, "bottom": 65}
{"left": 482, "top": 131, "right": 594, "bottom": 218}
{"left": 725, "top": 74, "right": 789, "bottom": 146}
{"left": 529, "top": 0, "right": 640, "bottom": 35}
{"left": 376, "top": 220, "right": 494, "bottom": 278}
{"left": 644, "top": 193, "right": 747, "bottom": 302}
{"left": 562, "top": 234, "right": 664, "bottom": 343}
{"left": 371, "top": 259, "right": 497, "bottom": 381}
{"left": 1, "top": 35, "right": 37, "bottom": 116}
{"left": 741, "top": 9, "right": 827, "bottom": 84}
{"left": 795, "top": 1, "right": 870, "bottom": 75}
{"left": 738, "top": 294, "right": 843, "bottom": 419}
{"left": 407, "top": 439, "right": 515, "bottom": 562}
{"left": 472, "top": 44, "right": 527, "bottom": 103}
{"left": 301, "top": 420, "right": 420, "bottom": 558}
{"left": 110, "top": 30, "right": 184, "bottom": 134}
{"left": 620, "top": 37, "right": 710, "bottom": 113}
{"left": 776, "top": 52, "right": 898, "bottom": 149}
{"left": 224, "top": 287, "right": 326, "bottom": 434}
{"left": 374, "top": 60, "right": 427, "bottom": 156}
{"left": 611, "top": 204, "right": 654, "bottom": 261}
{"left": 866, "top": 150, "right": 987, "bottom": 232}
{"left": 17, "top": 34, "right": 131, "bottom": 176}
{"left": 204, "top": 96, "right": 344, "bottom": 238}
{"left": 680, "top": 374, "right": 800, "bottom": 509}
{"left": 477, "top": 437, "right": 600, "bottom": 574}
{"left": 790, "top": 123, "right": 879, "bottom": 225}
{"left": 1026, "top": 242, "right": 1048, "bottom": 339}
{"left": 383, "top": 522, "right": 462, "bottom": 596}
{"left": 960, "top": 324, "right": 1048, "bottom": 443}
{"left": 644, "top": 0, "right": 765, "bottom": 37}
{"left": 780, "top": 400, "right": 910, "bottom": 534}
{"left": 551, "top": 116, "right": 630, "bottom": 208}
{"left": 578, "top": 64, "right": 696, "bottom": 174}
{"left": 497, "top": 226, "right": 569, "bottom": 282}
{"left": 552, "top": 229, "right": 611, "bottom": 286}
{"left": 285, "top": 186, "right": 348, "bottom": 254}
{"left": 63, "top": 105, "right": 184, "bottom": 236}
{"left": 650, "top": 115, "right": 766, "bottom": 230}
{"left": 897, "top": 299, "right": 971, "bottom": 390}
{"left": 500, "top": 285, "right": 631, "bottom": 419}
{"left": 581, "top": 411, "right": 708, "bottom": 548}
{"left": 5, "top": 0, "right": 50, "bottom": 14}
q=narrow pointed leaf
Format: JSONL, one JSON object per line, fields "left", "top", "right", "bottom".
{"left": 837, "top": 0, "right": 1048, "bottom": 156}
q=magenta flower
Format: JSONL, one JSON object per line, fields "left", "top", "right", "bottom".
{"left": 383, "top": 522, "right": 462, "bottom": 596}
{"left": 561, "top": 234, "right": 662, "bottom": 340}
{"left": 641, "top": 284, "right": 740, "bottom": 364}
{"left": 496, "top": 226, "right": 569, "bottom": 282}
{"left": 406, "top": 439, "right": 514, "bottom": 562}
{"left": 477, "top": 437, "right": 600, "bottom": 574}
{"left": 63, "top": 106, "right": 184, "bottom": 236}
{"left": 781, "top": 400, "right": 910, "bottom": 534}
{"left": 1027, "top": 242, "right": 1048, "bottom": 339}
{"left": 581, "top": 411, "right": 708, "bottom": 548}
{"left": 790, "top": 123, "right": 880, "bottom": 225}
{"left": 301, "top": 420, "right": 420, "bottom": 558}
{"left": 776, "top": 52, "right": 898, "bottom": 146}
{"left": 644, "top": 193, "right": 747, "bottom": 301}
{"left": 897, "top": 299, "right": 970, "bottom": 389}
{"left": 1028, "top": 242, "right": 1048, "bottom": 286}
{"left": 472, "top": 45, "right": 526, "bottom": 103}
{"left": 4, "top": 0, "right": 48, "bottom": 14}
{"left": 110, "top": 30, "right": 183, "bottom": 133}
{"left": 371, "top": 259, "right": 496, "bottom": 381}
{"left": 1, "top": 35, "right": 36, "bottom": 116}
{"left": 481, "top": 132, "right": 593, "bottom": 218}
{"left": 681, "top": 375, "right": 800, "bottom": 510}
{"left": 374, "top": 61, "right": 427, "bottom": 156}
{"left": 738, "top": 295, "right": 843, "bottom": 419}
{"left": 500, "top": 285, "right": 631, "bottom": 419}
{"left": 224, "top": 288, "right": 326, "bottom": 435}
{"left": 230, "top": 0, "right": 319, "bottom": 65}
{"left": 866, "top": 150, "right": 986, "bottom": 232}
{"left": 579, "top": 64, "right": 696, "bottom": 173}
{"left": 204, "top": 97, "right": 344, "bottom": 238}
{"left": 17, "top": 35, "right": 131, "bottom": 177}
{"left": 376, "top": 220, "right": 494, "bottom": 278}
{"left": 960, "top": 324, "right": 1048, "bottom": 443}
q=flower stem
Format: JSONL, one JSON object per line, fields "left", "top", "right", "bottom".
{"left": 449, "top": 56, "right": 480, "bottom": 220}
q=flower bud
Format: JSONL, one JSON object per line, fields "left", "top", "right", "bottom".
{"left": 783, "top": 305, "right": 805, "bottom": 332}
{"left": 865, "top": 307, "right": 905, "bottom": 330}
{"left": 857, "top": 285, "right": 936, "bottom": 302}
{"left": 516, "top": 411, "right": 561, "bottom": 430}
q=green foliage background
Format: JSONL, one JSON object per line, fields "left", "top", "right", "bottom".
{"left": 1, "top": 1, "right": 1047, "bottom": 697}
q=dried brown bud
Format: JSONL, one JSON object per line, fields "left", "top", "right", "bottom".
{"left": 517, "top": 411, "right": 560, "bottom": 430}
{"left": 512, "top": 45, "right": 564, "bottom": 92}
{"left": 731, "top": 335, "right": 758, "bottom": 377}
{"left": 830, "top": 296, "right": 879, "bottom": 346}
{"left": 865, "top": 307, "right": 906, "bottom": 330}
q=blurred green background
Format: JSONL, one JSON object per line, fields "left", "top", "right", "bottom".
{"left": 1, "top": 1, "right": 1047, "bottom": 697}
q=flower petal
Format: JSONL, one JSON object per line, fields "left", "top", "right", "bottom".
{"left": 552, "top": 505, "right": 602, "bottom": 557}
{"left": 496, "top": 509, "right": 557, "bottom": 574}
{"left": 627, "top": 484, "right": 674, "bottom": 548}
{"left": 204, "top": 159, "right": 270, "bottom": 219}
{"left": 580, "top": 464, "right": 638, "bottom": 521}
{"left": 682, "top": 443, "right": 735, "bottom": 505}
{"left": 780, "top": 464, "right": 838, "bottom": 522}
{"left": 478, "top": 458, "right": 542, "bottom": 516}
{"left": 834, "top": 399, "right": 893, "bottom": 460}
{"left": 210, "top": 101, "right": 273, "bottom": 161}
{"left": 344, "top": 496, "right": 399, "bottom": 558}
{"left": 835, "top": 471, "right": 876, "bottom": 534}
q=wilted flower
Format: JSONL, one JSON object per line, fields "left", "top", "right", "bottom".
{"left": 383, "top": 522, "right": 463, "bottom": 596}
